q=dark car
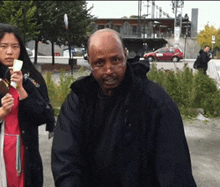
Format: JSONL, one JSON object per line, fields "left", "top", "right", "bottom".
{"left": 143, "top": 47, "right": 183, "bottom": 62}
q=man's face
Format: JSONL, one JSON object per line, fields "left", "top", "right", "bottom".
{"left": 88, "top": 32, "right": 127, "bottom": 95}
{"left": 0, "top": 33, "right": 20, "bottom": 67}
{"left": 204, "top": 46, "right": 210, "bottom": 52}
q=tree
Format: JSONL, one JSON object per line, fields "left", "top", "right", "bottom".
{"left": 33, "top": 1, "right": 93, "bottom": 64}
{"left": 0, "top": 1, "right": 93, "bottom": 64}
{"left": 197, "top": 25, "right": 219, "bottom": 50}
{"left": 0, "top": 0, "right": 40, "bottom": 45}
{"left": 129, "top": 15, "right": 138, "bottom": 18}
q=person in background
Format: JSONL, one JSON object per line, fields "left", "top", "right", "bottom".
{"left": 0, "top": 23, "right": 55, "bottom": 187}
{"left": 198, "top": 45, "right": 212, "bottom": 75}
{"left": 52, "top": 28, "right": 197, "bottom": 187}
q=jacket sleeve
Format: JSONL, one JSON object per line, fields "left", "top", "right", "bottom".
{"left": 51, "top": 91, "right": 86, "bottom": 187}
{"left": 155, "top": 101, "right": 197, "bottom": 187}
{"left": 201, "top": 51, "right": 211, "bottom": 64}
{"left": 19, "top": 78, "right": 55, "bottom": 127}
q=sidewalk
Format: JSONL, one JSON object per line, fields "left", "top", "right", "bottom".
{"left": 39, "top": 118, "right": 220, "bottom": 187}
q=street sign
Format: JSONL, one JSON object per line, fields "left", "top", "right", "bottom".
{"left": 212, "top": 35, "right": 215, "bottom": 41}
{"left": 212, "top": 35, "right": 216, "bottom": 44}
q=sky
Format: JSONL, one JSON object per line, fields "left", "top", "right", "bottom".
{"left": 86, "top": 1, "right": 220, "bottom": 33}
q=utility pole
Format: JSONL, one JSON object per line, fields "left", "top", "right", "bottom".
{"left": 138, "top": 0, "right": 142, "bottom": 37}
{"left": 172, "top": 0, "right": 184, "bottom": 47}
{"left": 151, "top": 0, "right": 155, "bottom": 18}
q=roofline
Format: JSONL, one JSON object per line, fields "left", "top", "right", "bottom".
{"left": 92, "top": 18, "right": 176, "bottom": 21}
{"left": 91, "top": 17, "right": 191, "bottom": 22}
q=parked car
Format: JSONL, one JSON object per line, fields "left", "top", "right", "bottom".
{"left": 83, "top": 53, "right": 88, "bottom": 60}
{"left": 143, "top": 47, "right": 183, "bottom": 62}
{"left": 26, "top": 48, "right": 33, "bottom": 56}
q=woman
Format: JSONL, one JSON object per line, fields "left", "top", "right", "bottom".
{"left": 0, "top": 23, "right": 55, "bottom": 186}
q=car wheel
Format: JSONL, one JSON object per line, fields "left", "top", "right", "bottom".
{"left": 172, "top": 56, "right": 179, "bottom": 62}
{"left": 147, "top": 56, "right": 154, "bottom": 62}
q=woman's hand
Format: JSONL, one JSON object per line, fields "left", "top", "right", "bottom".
{"left": 10, "top": 69, "right": 23, "bottom": 90}
{"left": 10, "top": 69, "right": 28, "bottom": 100}
{"left": 0, "top": 93, "right": 14, "bottom": 119}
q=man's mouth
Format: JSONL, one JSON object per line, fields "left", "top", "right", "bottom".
{"left": 104, "top": 77, "right": 117, "bottom": 85}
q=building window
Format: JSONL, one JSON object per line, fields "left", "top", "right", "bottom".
{"left": 113, "top": 25, "right": 120, "bottom": 32}
{"left": 105, "top": 22, "right": 113, "bottom": 29}
{"left": 132, "top": 26, "right": 137, "bottom": 35}
{"left": 98, "top": 25, "right": 104, "bottom": 30}
{"left": 120, "top": 21, "right": 132, "bottom": 36}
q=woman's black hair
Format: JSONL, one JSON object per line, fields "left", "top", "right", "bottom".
{"left": 0, "top": 23, "right": 55, "bottom": 132}
{"left": 0, "top": 23, "right": 47, "bottom": 92}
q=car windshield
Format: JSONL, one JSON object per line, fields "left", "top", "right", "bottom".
{"left": 178, "top": 48, "right": 183, "bottom": 52}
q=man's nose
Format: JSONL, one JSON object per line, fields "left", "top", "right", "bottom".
{"left": 105, "top": 62, "right": 113, "bottom": 73}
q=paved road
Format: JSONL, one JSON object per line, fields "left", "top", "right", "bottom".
{"left": 48, "top": 59, "right": 197, "bottom": 83}
{"left": 39, "top": 118, "right": 220, "bottom": 187}
{"left": 76, "top": 58, "right": 196, "bottom": 71}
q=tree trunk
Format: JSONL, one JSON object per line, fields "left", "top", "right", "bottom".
{"left": 34, "top": 40, "right": 38, "bottom": 64}
{"left": 52, "top": 41, "right": 55, "bottom": 65}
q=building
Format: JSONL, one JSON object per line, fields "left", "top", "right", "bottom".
{"left": 89, "top": 16, "right": 191, "bottom": 57}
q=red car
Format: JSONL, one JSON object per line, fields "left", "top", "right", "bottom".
{"left": 143, "top": 47, "right": 183, "bottom": 62}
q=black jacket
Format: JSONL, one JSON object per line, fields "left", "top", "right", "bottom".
{"left": 198, "top": 49, "right": 211, "bottom": 69}
{"left": 0, "top": 65, "right": 55, "bottom": 187}
{"left": 52, "top": 62, "right": 196, "bottom": 187}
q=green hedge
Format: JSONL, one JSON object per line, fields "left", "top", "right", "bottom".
{"left": 45, "top": 70, "right": 76, "bottom": 116}
{"left": 148, "top": 62, "right": 220, "bottom": 118}
{"left": 45, "top": 64, "right": 220, "bottom": 118}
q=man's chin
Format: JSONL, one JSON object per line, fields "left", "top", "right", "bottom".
{"left": 102, "top": 84, "right": 117, "bottom": 95}
{"left": 103, "top": 83, "right": 117, "bottom": 89}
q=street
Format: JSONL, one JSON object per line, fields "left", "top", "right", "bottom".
{"left": 46, "top": 58, "right": 198, "bottom": 84}
{"left": 75, "top": 57, "right": 197, "bottom": 71}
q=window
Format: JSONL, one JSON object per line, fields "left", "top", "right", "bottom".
{"left": 157, "top": 48, "right": 166, "bottom": 53}
{"left": 132, "top": 26, "right": 137, "bottom": 35}
{"left": 167, "top": 48, "right": 175, "bottom": 53}
{"left": 98, "top": 25, "right": 104, "bottom": 30}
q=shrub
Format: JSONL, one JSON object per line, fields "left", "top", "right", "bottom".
{"left": 148, "top": 62, "right": 166, "bottom": 87}
{"left": 148, "top": 63, "right": 220, "bottom": 118}
{"left": 45, "top": 69, "right": 75, "bottom": 116}
{"left": 192, "top": 69, "right": 218, "bottom": 109}
{"left": 202, "top": 91, "right": 220, "bottom": 117}
{"left": 46, "top": 64, "right": 220, "bottom": 119}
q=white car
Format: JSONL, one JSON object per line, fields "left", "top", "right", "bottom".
{"left": 26, "top": 48, "right": 34, "bottom": 56}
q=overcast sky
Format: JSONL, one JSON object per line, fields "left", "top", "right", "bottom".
{"left": 86, "top": 1, "right": 220, "bottom": 33}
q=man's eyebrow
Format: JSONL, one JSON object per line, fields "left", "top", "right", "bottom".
{"left": 94, "top": 58, "right": 105, "bottom": 62}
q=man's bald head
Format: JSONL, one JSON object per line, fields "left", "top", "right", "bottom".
{"left": 87, "top": 28, "right": 125, "bottom": 56}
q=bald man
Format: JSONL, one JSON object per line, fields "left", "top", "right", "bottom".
{"left": 52, "top": 29, "right": 197, "bottom": 187}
